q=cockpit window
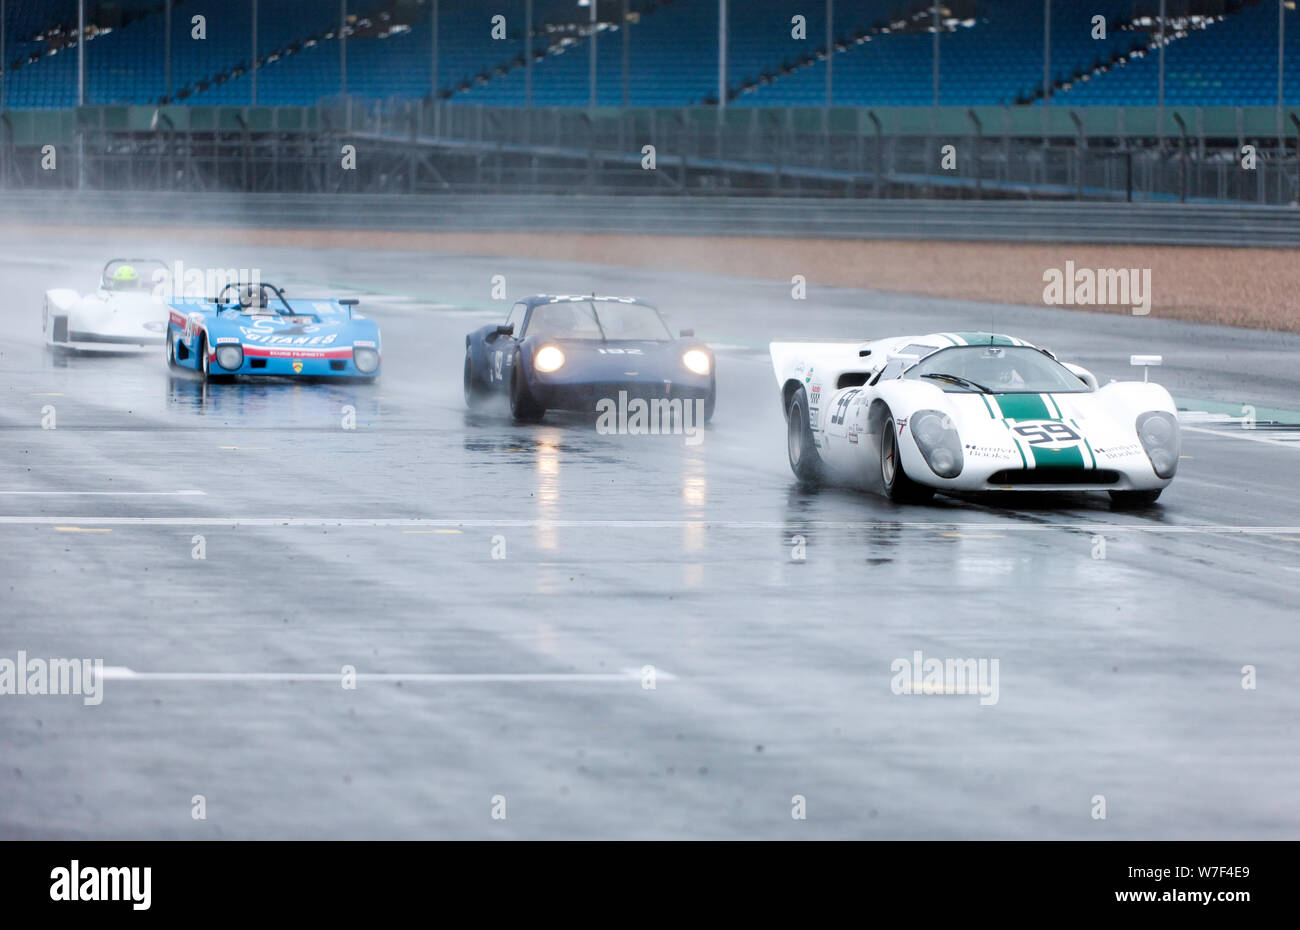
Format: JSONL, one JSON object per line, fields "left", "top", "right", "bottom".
{"left": 525, "top": 301, "right": 673, "bottom": 341}
{"left": 901, "top": 345, "right": 1091, "bottom": 394}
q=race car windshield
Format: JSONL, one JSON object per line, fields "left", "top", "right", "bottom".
{"left": 902, "top": 345, "right": 1090, "bottom": 394}
{"left": 527, "top": 302, "right": 673, "bottom": 341}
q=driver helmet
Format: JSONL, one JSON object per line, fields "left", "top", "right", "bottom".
{"left": 112, "top": 265, "right": 140, "bottom": 289}
{"left": 239, "top": 284, "right": 268, "bottom": 309}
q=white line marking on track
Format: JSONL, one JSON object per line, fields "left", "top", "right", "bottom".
{"left": 0, "top": 516, "right": 1297, "bottom": 534}
{"left": 0, "top": 490, "right": 205, "bottom": 496}
{"left": 1182, "top": 426, "right": 1300, "bottom": 449}
{"left": 100, "top": 666, "right": 673, "bottom": 683}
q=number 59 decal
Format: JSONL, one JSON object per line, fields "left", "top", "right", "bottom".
{"left": 1013, "top": 422, "right": 1081, "bottom": 445}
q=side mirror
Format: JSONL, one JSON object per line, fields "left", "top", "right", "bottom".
{"left": 340, "top": 298, "right": 359, "bottom": 307}
{"left": 493, "top": 323, "right": 515, "bottom": 338}
{"left": 1130, "top": 354, "right": 1162, "bottom": 383}
{"left": 679, "top": 328, "right": 694, "bottom": 338}
{"left": 858, "top": 348, "right": 872, "bottom": 357}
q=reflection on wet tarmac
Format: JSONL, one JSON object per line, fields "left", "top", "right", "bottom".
{"left": 165, "top": 374, "right": 380, "bottom": 427}
{"left": 534, "top": 432, "right": 561, "bottom": 554}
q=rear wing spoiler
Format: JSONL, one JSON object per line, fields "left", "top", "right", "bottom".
{"left": 769, "top": 340, "right": 877, "bottom": 391}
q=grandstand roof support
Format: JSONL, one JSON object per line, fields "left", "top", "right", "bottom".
{"left": 1280, "top": 1, "right": 1287, "bottom": 203}
{"left": 431, "top": 0, "right": 439, "bottom": 104}
{"left": 1279, "top": 0, "right": 1286, "bottom": 140}
{"left": 340, "top": 0, "right": 347, "bottom": 97}
{"left": 165, "top": 1, "right": 172, "bottom": 99}
{"left": 77, "top": 0, "right": 85, "bottom": 106}
{"left": 1, "top": 0, "right": 6, "bottom": 113}
{"left": 526, "top": 0, "right": 532, "bottom": 106}
{"left": 719, "top": 0, "right": 727, "bottom": 111}
{"left": 621, "top": 0, "right": 629, "bottom": 106}
{"left": 1042, "top": 0, "right": 1051, "bottom": 105}
{"left": 931, "top": 3, "right": 939, "bottom": 107}
{"left": 825, "top": 0, "right": 833, "bottom": 108}
{"left": 252, "top": 0, "right": 259, "bottom": 105}
{"left": 1157, "top": 0, "right": 1165, "bottom": 139}
{"left": 588, "top": 0, "right": 597, "bottom": 108}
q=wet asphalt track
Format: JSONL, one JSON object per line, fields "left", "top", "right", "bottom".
{"left": 2, "top": 230, "right": 1300, "bottom": 839}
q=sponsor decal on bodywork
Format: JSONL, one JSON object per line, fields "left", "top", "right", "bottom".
{"left": 242, "top": 345, "right": 352, "bottom": 359}
{"left": 239, "top": 326, "right": 339, "bottom": 347}
{"left": 964, "top": 443, "right": 1018, "bottom": 459}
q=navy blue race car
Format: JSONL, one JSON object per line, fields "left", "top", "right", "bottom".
{"left": 464, "top": 295, "right": 715, "bottom": 423}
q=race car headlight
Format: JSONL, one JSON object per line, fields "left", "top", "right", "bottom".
{"left": 1136, "top": 410, "right": 1179, "bottom": 479}
{"left": 534, "top": 345, "right": 565, "bottom": 373}
{"left": 353, "top": 347, "right": 379, "bottom": 374}
{"left": 682, "top": 349, "right": 711, "bottom": 376}
{"left": 215, "top": 345, "right": 244, "bottom": 370}
{"left": 910, "top": 409, "right": 963, "bottom": 479}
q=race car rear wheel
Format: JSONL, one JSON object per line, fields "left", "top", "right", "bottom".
{"left": 786, "top": 386, "right": 823, "bottom": 486}
{"left": 165, "top": 327, "right": 178, "bottom": 369}
{"left": 1109, "top": 489, "right": 1162, "bottom": 509}
{"left": 880, "top": 410, "right": 933, "bottom": 503}
{"left": 464, "top": 349, "right": 491, "bottom": 410}
{"left": 509, "top": 350, "right": 546, "bottom": 423}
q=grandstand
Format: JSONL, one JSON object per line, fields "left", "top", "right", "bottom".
{"left": 1, "top": 1, "right": 1294, "bottom": 109}
{"left": 0, "top": 1, "right": 1296, "bottom": 203}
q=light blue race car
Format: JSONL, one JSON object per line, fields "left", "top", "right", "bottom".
{"left": 165, "top": 281, "right": 381, "bottom": 381}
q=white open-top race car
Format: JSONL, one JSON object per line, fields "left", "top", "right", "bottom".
{"left": 771, "top": 332, "right": 1180, "bottom": 508}
{"left": 43, "top": 258, "right": 169, "bottom": 351}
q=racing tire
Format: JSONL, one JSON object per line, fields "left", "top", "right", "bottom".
{"left": 165, "top": 327, "right": 178, "bottom": 369}
{"left": 464, "top": 349, "right": 491, "bottom": 410}
{"left": 1108, "top": 489, "right": 1162, "bottom": 509}
{"left": 703, "top": 377, "right": 716, "bottom": 425}
{"left": 786, "top": 386, "right": 823, "bottom": 487}
{"left": 199, "top": 333, "right": 211, "bottom": 380}
{"left": 509, "top": 351, "right": 546, "bottom": 423}
{"left": 198, "top": 333, "right": 231, "bottom": 382}
{"left": 880, "top": 410, "right": 934, "bottom": 503}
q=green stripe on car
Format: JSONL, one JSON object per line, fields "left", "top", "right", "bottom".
{"left": 953, "top": 332, "right": 1015, "bottom": 346}
{"left": 994, "top": 394, "right": 1051, "bottom": 420}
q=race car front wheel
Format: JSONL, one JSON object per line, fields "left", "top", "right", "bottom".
{"left": 1109, "top": 489, "right": 1162, "bottom": 509}
{"left": 166, "top": 328, "right": 178, "bottom": 369}
{"left": 509, "top": 351, "right": 546, "bottom": 423}
{"left": 199, "top": 334, "right": 211, "bottom": 380}
{"left": 786, "top": 386, "right": 823, "bottom": 486}
{"left": 880, "top": 410, "right": 933, "bottom": 503}
{"left": 464, "top": 349, "right": 491, "bottom": 410}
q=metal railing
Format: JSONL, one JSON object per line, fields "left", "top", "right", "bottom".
{"left": 1, "top": 192, "right": 1296, "bottom": 247}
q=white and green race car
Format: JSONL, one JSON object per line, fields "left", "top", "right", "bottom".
{"left": 771, "top": 332, "right": 1179, "bottom": 508}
